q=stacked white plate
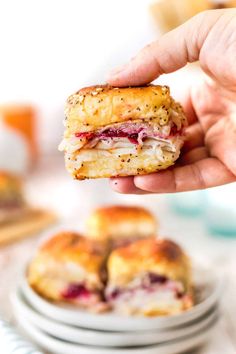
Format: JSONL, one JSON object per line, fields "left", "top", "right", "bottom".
{"left": 12, "top": 266, "right": 222, "bottom": 354}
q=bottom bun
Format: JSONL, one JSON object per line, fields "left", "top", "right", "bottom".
{"left": 65, "top": 136, "right": 183, "bottom": 179}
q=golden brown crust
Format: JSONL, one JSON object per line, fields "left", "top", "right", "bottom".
{"left": 88, "top": 205, "right": 155, "bottom": 224}
{"left": 38, "top": 231, "right": 106, "bottom": 272}
{"left": 115, "top": 238, "right": 183, "bottom": 262}
{"left": 28, "top": 232, "right": 107, "bottom": 301}
{"left": 86, "top": 205, "right": 157, "bottom": 242}
{"left": 65, "top": 85, "right": 172, "bottom": 134}
{"left": 107, "top": 238, "right": 191, "bottom": 290}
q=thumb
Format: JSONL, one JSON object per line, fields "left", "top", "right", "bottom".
{"left": 107, "top": 10, "right": 223, "bottom": 87}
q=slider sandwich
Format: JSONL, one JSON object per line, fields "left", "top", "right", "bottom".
{"left": 0, "top": 172, "right": 26, "bottom": 223}
{"left": 86, "top": 205, "right": 157, "bottom": 248}
{"left": 28, "top": 232, "right": 107, "bottom": 310}
{"left": 59, "top": 85, "right": 187, "bottom": 179}
{"left": 106, "top": 238, "right": 193, "bottom": 316}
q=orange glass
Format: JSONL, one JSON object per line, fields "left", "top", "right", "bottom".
{"left": 0, "top": 104, "right": 38, "bottom": 164}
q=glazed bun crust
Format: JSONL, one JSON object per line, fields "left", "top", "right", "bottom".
{"left": 86, "top": 205, "right": 157, "bottom": 242}
{"left": 38, "top": 231, "right": 105, "bottom": 272}
{"left": 107, "top": 238, "right": 191, "bottom": 290}
{"left": 65, "top": 85, "right": 172, "bottom": 134}
{"left": 28, "top": 232, "right": 106, "bottom": 301}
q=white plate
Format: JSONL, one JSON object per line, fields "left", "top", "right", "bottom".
{"left": 12, "top": 287, "right": 219, "bottom": 347}
{"left": 15, "top": 310, "right": 217, "bottom": 354}
{"left": 21, "top": 265, "right": 222, "bottom": 332}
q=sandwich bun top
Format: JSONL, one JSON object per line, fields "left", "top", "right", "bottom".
{"left": 107, "top": 238, "right": 191, "bottom": 290}
{"left": 86, "top": 205, "right": 157, "bottom": 241}
{"left": 65, "top": 85, "right": 186, "bottom": 134}
{"left": 33, "top": 231, "right": 106, "bottom": 273}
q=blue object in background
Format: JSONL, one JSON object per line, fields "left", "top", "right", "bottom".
{"left": 168, "top": 190, "right": 205, "bottom": 217}
{"left": 204, "top": 183, "right": 236, "bottom": 237}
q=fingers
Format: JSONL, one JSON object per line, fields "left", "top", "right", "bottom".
{"left": 179, "top": 90, "right": 198, "bottom": 126}
{"left": 183, "top": 123, "right": 205, "bottom": 152}
{"left": 109, "top": 177, "right": 147, "bottom": 194}
{"left": 133, "top": 158, "right": 236, "bottom": 193}
{"left": 179, "top": 147, "right": 209, "bottom": 165}
{"left": 206, "top": 113, "right": 236, "bottom": 176}
{"left": 110, "top": 158, "right": 236, "bottom": 194}
{"left": 107, "top": 10, "right": 224, "bottom": 86}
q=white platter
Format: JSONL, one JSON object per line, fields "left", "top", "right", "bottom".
{"left": 15, "top": 310, "right": 217, "bottom": 354}
{"left": 12, "top": 287, "right": 219, "bottom": 347}
{"left": 20, "top": 265, "right": 222, "bottom": 332}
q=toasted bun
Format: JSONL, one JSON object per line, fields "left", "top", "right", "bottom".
{"left": 65, "top": 85, "right": 174, "bottom": 133}
{"left": 36, "top": 231, "right": 105, "bottom": 272}
{"left": 28, "top": 231, "right": 106, "bottom": 301}
{"left": 107, "top": 238, "right": 191, "bottom": 290}
{"left": 86, "top": 205, "right": 157, "bottom": 243}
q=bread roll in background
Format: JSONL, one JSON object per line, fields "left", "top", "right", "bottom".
{"left": 86, "top": 205, "right": 157, "bottom": 248}
{"left": 150, "top": 0, "right": 236, "bottom": 34}
{"left": 59, "top": 85, "right": 187, "bottom": 179}
{"left": 28, "top": 232, "right": 107, "bottom": 311}
{"left": 106, "top": 238, "right": 193, "bottom": 316}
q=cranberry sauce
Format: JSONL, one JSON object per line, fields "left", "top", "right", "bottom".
{"left": 147, "top": 273, "right": 168, "bottom": 284}
{"left": 108, "top": 288, "right": 121, "bottom": 300}
{"left": 61, "top": 284, "right": 90, "bottom": 300}
{"left": 75, "top": 128, "right": 144, "bottom": 145}
{"left": 75, "top": 132, "right": 95, "bottom": 139}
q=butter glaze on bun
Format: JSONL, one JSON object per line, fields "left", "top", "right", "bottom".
{"left": 28, "top": 232, "right": 107, "bottom": 309}
{"left": 86, "top": 205, "right": 157, "bottom": 247}
{"left": 59, "top": 85, "right": 187, "bottom": 179}
{"left": 65, "top": 85, "right": 173, "bottom": 133}
{"left": 106, "top": 238, "right": 193, "bottom": 316}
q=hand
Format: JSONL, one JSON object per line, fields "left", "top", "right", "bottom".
{"left": 107, "top": 9, "right": 236, "bottom": 194}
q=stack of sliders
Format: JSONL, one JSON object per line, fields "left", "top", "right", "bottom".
{"left": 59, "top": 85, "right": 187, "bottom": 179}
{"left": 28, "top": 205, "right": 193, "bottom": 316}
{"left": 0, "top": 172, "right": 56, "bottom": 245}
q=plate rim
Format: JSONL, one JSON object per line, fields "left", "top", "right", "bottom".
{"left": 21, "top": 264, "right": 223, "bottom": 331}
{"left": 12, "top": 287, "right": 219, "bottom": 347}
{"left": 15, "top": 310, "right": 217, "bottom": 354}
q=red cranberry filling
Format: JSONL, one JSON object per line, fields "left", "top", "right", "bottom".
{"left": 148, "top": 273, "right": 168, "bottom": 284}
{"left": 75, "top": 129, "right": 141, "bottom": 145}
{"left": 75, "top": 123, "right": 181, "bottom": 147}
{"left": 108, "top": 289, "right": 121, "bottom": 300}
{"left": 61, "top": 284, "right": 90, "bottom": 300}
{"left": 107, "top": 274, "right": 169, "bottom": 301}
{"left": 75, "top": 132, "right": 95, "bottom": 139}
{"left": 176, "top": 291, "right": 184, "bottom": 299}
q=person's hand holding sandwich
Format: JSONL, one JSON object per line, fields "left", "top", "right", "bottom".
{"left": 108, "top": 9, "right": 236, "bottom": 194}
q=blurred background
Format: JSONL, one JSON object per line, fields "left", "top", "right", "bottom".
{"left": 0, "top": 0, "right": 236, "bottom": 306}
